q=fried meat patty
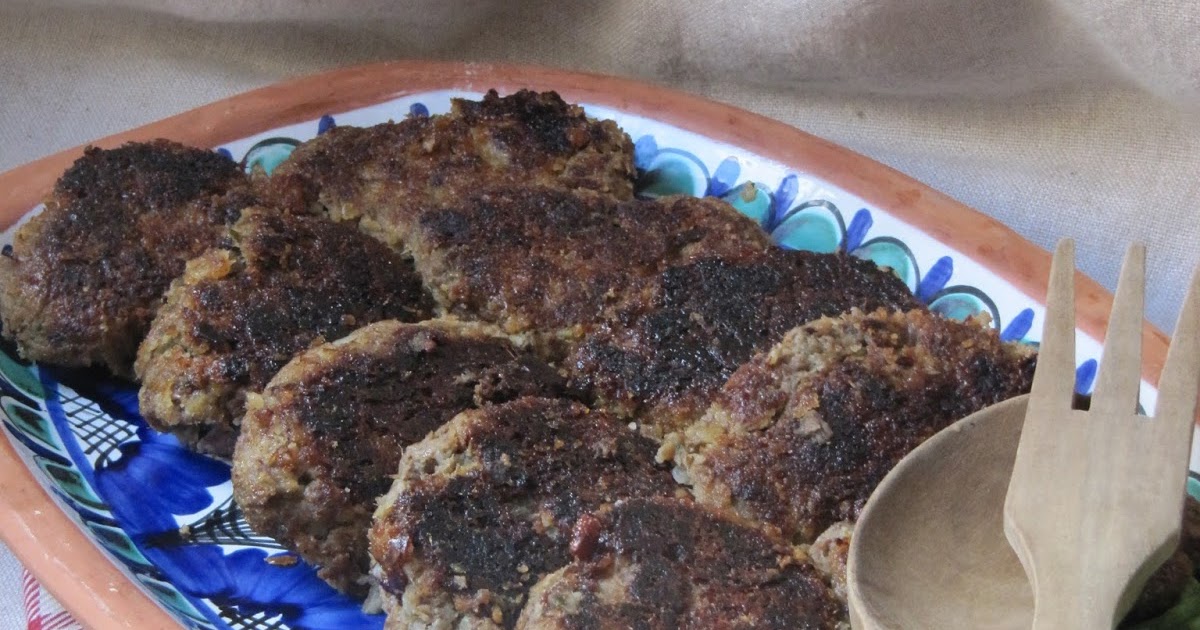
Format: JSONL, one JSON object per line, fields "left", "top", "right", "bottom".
{"left": 663, "top": 308, "right": 1036, "bottom": 544}
{"left": 518, "top": 498, "right": 845, "bottom": 630}
{"left": 136, "top": 208, "right": 435, "bottom": 457}
{"left": 369, "top": 397, "right": 681, "bottom": 630}
{"left": 232, "top": 318, "right": 574, "bottom": 595}
{"left": 263, "top": 89, "right": 636, "bottom": 250}
{"left": 0, "top": 141, "right": 251, "bottom": 376}
{"left": 566, "top": 249, "right": 922, "bottom": 436}
{"left": 410, "top": 186, "right": 771, "bottom": 349}
{"left": 806, "top": 520, "right": 853, "bottom": 606}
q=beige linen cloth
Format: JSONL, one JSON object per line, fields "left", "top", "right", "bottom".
{"left": 2, "top": 0, "right": 1198, "bottom": 331}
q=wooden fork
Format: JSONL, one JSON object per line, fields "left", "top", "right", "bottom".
{"left": 1003, "top": 240, "right": 1200, "bottom": 629}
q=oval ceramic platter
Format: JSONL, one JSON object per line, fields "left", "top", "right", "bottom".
{"left": 0, "top": 62, "right": 1193, "bottom": 629}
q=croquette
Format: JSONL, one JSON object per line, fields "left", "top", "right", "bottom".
{"left": 369, "top": 397, "right": 681, "bottom": 629}
{"left": 232, "top": 318, "right": 574, "bottom": 595}
{"left": 567, "top": 250, "right": 921, "bottom": 436}
{"left": 518, "top": 498, "right": 846, "bottom": 630}
{"left": 136, "top": 208, "right": 435, "bottom": 457}
{"left": 263, "top": 90, "right": 636, "bottom": 251}
{"left": 664, "top": 308, "right": 1036, "bottom": 544}
{"left": 0, "top": 141, "right": 252, "bottom": 376}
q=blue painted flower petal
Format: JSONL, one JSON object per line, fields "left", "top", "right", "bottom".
{"left": 221, "top": 548, "right": 381, "bottom": 629}
{"left": 636, "top": 149, "right": 710, "bottom": 199}
{"left": 228, "top": 549, "right": 327, "bottom": 604}
{"left": 768, "top": 175, "right": 800, "bottom": 229}
{"left": 916, "top": 256, "right": 954, "bottom": 303}
{"left": 44, "top": 365, "right": 141, "bottom": 422}
{"left": 852, "top": 237, "right": 920, "bottom": 292}
{"left": 299, "top": 605, "right": 386, "bottom": 630}
{"left": 721, "top": 182, "right": 772, "bottom": 226}
{"left": 143, "top": 544, "right": 230, "bottom": 597}
{"left": 771, "top": 202, "right": 845, "bottom": 254}
{"left": 144, "top": 546, "right": 384, "bottom": 629}
{"left": 633, "top": 135, "right": 658, "bottom": 171}
{"left": 317, "top": 115, "right": 336, "bottom": 135}
{"left": 1000, "top": 308, "right": 1035, "bottom": 342}
{"left": 96, "top": 441, "right": 228, "bottom": 536}
{"left": 1075, "top": 359, "right": 1098, "bottom": 395}
{"left": 708, "top": 157, "right": 740, "bottom": 197}
{"left": 843, "top": 208, "right": 873, "bottom": 253}
{"left": 215, "top": 148, "right": 233, "bottom": 161}
{"left": 243, "top": 138, "right": 300, "bottom": 176}
{"left": 409, "top": 102, "right": 429, "bottom": 118}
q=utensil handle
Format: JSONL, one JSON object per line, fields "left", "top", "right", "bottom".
{"left": 1030, "top": 587, "right": 1117, "bottom": 630}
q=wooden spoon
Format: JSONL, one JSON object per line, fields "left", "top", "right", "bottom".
{"left": 846, "top": 395, "right": 1034, "bottom": 629}
{"left": 848, "top": 244, "right": 1200, "bottom": 629}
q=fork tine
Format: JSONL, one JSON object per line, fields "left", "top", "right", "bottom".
{"left": 1030, "top": 239, "right": 1078, "bottom": 410}
{"left": 1090, "top": 244, "right": 1146, "bottom": 415}
{"left": 1156, "top": 266, "right": 1200, "bottom": 437}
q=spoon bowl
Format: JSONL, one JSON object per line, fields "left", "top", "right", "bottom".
{"left": 847, "top": 394, "right": 1034, "bottom": 630}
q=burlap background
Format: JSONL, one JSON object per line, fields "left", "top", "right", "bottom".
{"left": 3, "top": 0, "right": 1198, "bottom": 329}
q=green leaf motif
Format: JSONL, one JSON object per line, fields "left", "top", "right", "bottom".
{"left": 37, "top": 460, "right": 106, "bottom": 511}
{"left": 0, "top": 353, "right": 43, "bottom": 399}
{"left": 2, "top": 398, "right": 57, "bottom": 450}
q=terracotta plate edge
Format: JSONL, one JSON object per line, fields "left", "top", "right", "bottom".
{"left": 0, "top": 434, "right": 178, "bottom": 629}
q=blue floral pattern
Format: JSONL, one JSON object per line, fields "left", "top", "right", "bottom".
{"left": 17, "top": 362, "right": 382, "bottom": 630}
{"left": 0, "top": 96, "right": 1175, "bottom": 629}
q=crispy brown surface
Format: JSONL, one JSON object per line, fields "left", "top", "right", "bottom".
{"left": 0, "top": 141, "right": 250, "bottom": 376}
{"left": 1183, "top": 496, "right": 1200, "bottom": 570}
{"left": 517, "top": 497, "right": 844, "bottom": 630}
{"left": 232, "top": 318, "right": 575, "bottom": 595}
{"left": 567, "top": 249, "right": 922, "bottom": 436}
{"left": 807, "top": 520, "right": 853, "bottom": 606}
{"left": 263, "top": 89, "right": 636, "bottom": 250}
{"left": 136, "top": 208, "right": 435, "bottom": 457}
{"left": 671, "top": 308, "right": 1036, "bottom": 544}
{"left": 411, "top": 186, "right": 771, "bottom": 348}
{"left": 369, "top": 397, "right": 680, "bottom": 629}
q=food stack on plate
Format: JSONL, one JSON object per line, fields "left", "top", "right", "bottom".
{"left": 2, "top": 90, "right": 1193, "bottom": 629}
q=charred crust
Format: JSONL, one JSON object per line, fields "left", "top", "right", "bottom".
{"left": 695, "top": 309, "right": 1036, "bottom": 542}
{"left": 527, "top": 498, "right": 844, "bottom": 629}
{"left": 137, "top": 209, "right": 435, "bottom": 457}
{"left": 414, "top": 187, "right": 771, "bottom": 339}
{"left": 569, "top": 249, "right": 921, "bottom": 431}
{"left": 261, "top": 89, "right": 636, "bottom": 241}
{"left": 286, "top": 326, "right": 574, "bottom": 509}
{"left": 0, "top": 140, "right": 250, "bottom": 374}
{"left": 371, "top": 397, "right": 677, "bottom": 628}
{"left": 178, "top": 210, "right": 434, "bottom": 389}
